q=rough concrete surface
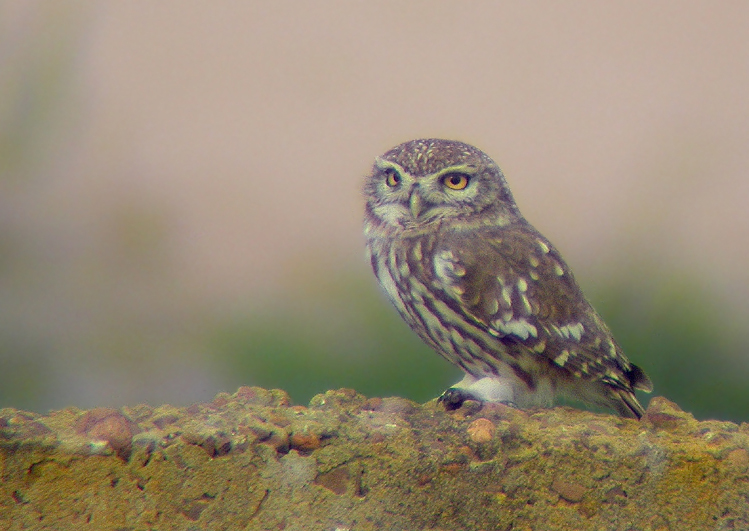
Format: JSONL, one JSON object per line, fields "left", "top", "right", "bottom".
{"left": 1, "top": 387, "right": 747, "bottom": 530}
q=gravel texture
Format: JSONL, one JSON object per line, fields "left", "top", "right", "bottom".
{"left": 1, "top": 387, "right": 747, "bottom": 530}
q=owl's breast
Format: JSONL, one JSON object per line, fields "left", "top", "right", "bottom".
{"left": 367, "top": 234, "right": 490, "bottom": 367}
{"left": 367, "top": 236, "right": 421, "bottom": 306}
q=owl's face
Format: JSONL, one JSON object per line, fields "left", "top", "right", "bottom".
{"left": 364, "top": 139, "right": 522, "bottom": 235}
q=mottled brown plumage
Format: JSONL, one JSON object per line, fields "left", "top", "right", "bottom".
{"left": 363, "top": 139, "right": 652, "bottom": 418}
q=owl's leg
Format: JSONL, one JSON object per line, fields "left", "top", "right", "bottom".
{"left": 438, "top": 374, "right": 517, "bottom": 410}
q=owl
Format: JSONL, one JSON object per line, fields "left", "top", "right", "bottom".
{"left": 363, "top": 139, "right": 652, "bottom": 419}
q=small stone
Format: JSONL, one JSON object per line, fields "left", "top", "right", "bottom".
{"left": 209, "top": 394, "right": 230, "bottom": 409}
{"left": 74, "top": 408, "right": 139, "bottom": 460}
{"left": 269, "top": 389, "right": 292, "bottom": 407}
{"left": 467, "top": 418, "right": 495, "bottom": 443}
{"left": 290, "top": 432, "right": 321, "bottom": 452}
{"left": 458, "top": 445, "right": 476, "bottom": 459}
{"left": 643, "top": 397, "right": 694, "bottom": 425}
{"left": 265, "top": 429, "right": 290, "bottom": 453}
{"left": 417, "top": 473, "right": 433, "bottom": 486}
{"left": 377, "top": 397, "right": 417, "bottom": 417}
{"left": 315, "top": 466, "right": 350, "bottom": 495}
{"left": 235, "top": 386, "right": 274, "bottom": 405}
{"left": 442, "top": 462, "right": 465, "bottom": 474}
{"left": 202, "top": 433, "right": 233, "bottom": 457}
{"left": 726, "top": 448, "right": 749, "bottom": 471}
{"left": 368, "top": 432, "right": 386, "bottom": 444}
{"left": 361, "top": 397, "right": 383, "bottom": 411}
{"left": 309, "top": 389, "right": 365, "bottom": 409}
{"left": 551, "top": 478, "right": 587, "bottom": 502}
{"left": 152, "top": 414, "right": 179, "bottom": 430}
{"left": 604, "top": 485, "right": 628, "bottom": 506}
{"left": 643, "top": 412, "right": 683, "bottom": 431}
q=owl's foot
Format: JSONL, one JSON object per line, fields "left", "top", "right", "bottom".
{"left": 438, "top": 375, "right": 518, "bottom": 410}
{"left": 438, "top": 388, "right": 477, "bottom": 410}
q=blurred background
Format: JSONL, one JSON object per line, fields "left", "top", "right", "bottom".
{"left": 1, "top": 2, "right": 747, "bottom": 422}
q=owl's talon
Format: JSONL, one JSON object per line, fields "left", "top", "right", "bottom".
{"left": 438, "top": 388, "right": 480, "bottom": 410}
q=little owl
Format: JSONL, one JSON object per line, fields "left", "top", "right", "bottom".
{"left": 363, "top": 139, "right": 652, "bottom": 418}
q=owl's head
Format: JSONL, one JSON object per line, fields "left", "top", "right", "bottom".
{"left": 364, "top": 139, "right": 523, "bottom": 234}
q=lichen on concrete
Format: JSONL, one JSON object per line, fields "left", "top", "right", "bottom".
{"left": 1, "top": 388, "right": 748, "bottom": 530}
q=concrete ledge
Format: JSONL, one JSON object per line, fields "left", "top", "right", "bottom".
{"left": 1, "top": 388, "right": 748, "bottom": 530}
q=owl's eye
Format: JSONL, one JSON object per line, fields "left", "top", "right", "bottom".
{"left": 443, "top": 173, "right": 470, "bottom": 190}
{"left": 385, "top": 171, "right": 402, "bottom": 187}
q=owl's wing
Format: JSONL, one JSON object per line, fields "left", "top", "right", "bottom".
{"left": 434, "top": 224, "right": 643, "bottom": 390}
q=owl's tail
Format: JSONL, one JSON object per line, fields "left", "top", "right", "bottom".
{"left": 609, "top": 389, "right": 647, "bottom": 419}
{"left": 608, "top": 364, "right": 652, "bottom": 419}
{"left": 627, "top": 363, "right": 653, "bottom": 393}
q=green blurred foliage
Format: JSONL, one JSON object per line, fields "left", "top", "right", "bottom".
{"left": 590, "top": 275, "right": 749, "bottom": 423}
{"left": 0, "top": 335, "right": 51, "bottom": 409}
{"left": 210, "top": 272, "right": 459, "bottom": 405}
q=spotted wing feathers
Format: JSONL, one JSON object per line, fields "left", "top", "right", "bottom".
{"left": 434, "top": 225, "right": 647, "bottom": 395}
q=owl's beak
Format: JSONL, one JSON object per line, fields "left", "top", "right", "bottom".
{"left": 409, "top": 189, "right": 424, "bottom": 218}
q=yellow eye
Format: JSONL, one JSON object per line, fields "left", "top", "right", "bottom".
{"left": 443, "top": 173, "right": 470, "bottom": 190}
{"left": 385, "top": 171, "right": 401, "bottom": 187}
